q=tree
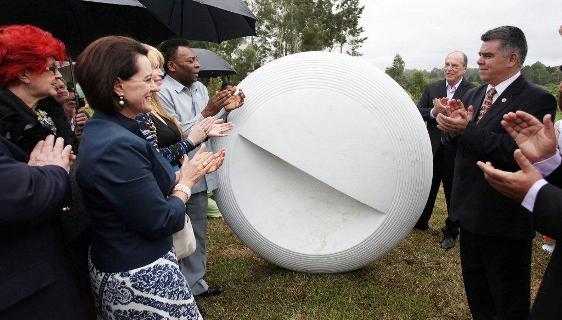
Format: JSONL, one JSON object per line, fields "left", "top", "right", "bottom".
{"left": 329, "top": 0, "right": 368, "bottom": 56}
{"left": 408, "top": 70, "right": 427, "bottom": 102}
{"left": 385, "top": 54, "right": 406, "bottom": 87}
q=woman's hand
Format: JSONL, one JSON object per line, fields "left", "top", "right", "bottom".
{"left": 176, "top": 144, "right": 214, "bottom": 188}
{"left": 207, "top": 120, "right": 234, "bottom": 137}
{"left": 206, "top": 149, "right": 225, "bottom": 173}
{"left": 186, "top": 117, "right": 215, "bottom": 146}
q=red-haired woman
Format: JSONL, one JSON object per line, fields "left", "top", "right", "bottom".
{"left": 0, "top": 25, "right": 86, "bottom": 319}
{"left": 0, "top": 24, "right": 74, "bottom": 154}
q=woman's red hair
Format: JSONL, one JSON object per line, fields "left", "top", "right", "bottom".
{"left": 0, "top": 24, "right": 66, "bottom": 87}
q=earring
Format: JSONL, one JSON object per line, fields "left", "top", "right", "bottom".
{"left": 119, "top": 96, "right": 125, "bottom": 106}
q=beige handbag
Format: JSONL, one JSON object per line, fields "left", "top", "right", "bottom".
{"left": 173, "top": 214, "right": 196, "bottom": 260}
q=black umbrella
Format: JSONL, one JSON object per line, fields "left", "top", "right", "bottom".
{"left": 138, "top": 0, "right": 257, "bottom": 43}
{"left": 0, "top": 0, "right": 174, "bottom": 57}
{"left": 192, "top": 48, "right": 236, "bottom": 78}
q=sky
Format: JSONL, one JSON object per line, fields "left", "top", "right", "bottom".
{"left": 358, "top": 0, "right": 562, "bottom": 71}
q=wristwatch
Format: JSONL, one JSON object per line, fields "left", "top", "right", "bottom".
{"left": 173, "top": 183, "right": 192, "bottom": 199}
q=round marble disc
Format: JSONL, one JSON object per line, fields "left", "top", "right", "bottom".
{"left": 212, "top": 51, "right": 432, "bottom": 273}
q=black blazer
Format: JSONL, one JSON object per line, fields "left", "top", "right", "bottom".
{"left": 417, "top": 78, "right": 475, "bottom": 155}
{"left": 0, "top": 89, "right": 75, "bottom": 155}
{"left": 530, "top": 167, "right": 562, "bottom": 319}
{"left": 0, "top": 136, "right": 85, "bottom": 319}
{"left": 450, "top": 76, "right": 557, "bottom": 239}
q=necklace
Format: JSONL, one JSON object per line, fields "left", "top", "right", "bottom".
{"left": 137, "top": 112, "right": 159, "bottom": 150}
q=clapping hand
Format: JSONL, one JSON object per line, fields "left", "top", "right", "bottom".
{"left": 224, "top": 88, "right": 245, "bottom": 111}
{"left": 207, "top": 119, "right": 234, "bottom": 137}
{"left": 477, "top": 149, "right": 542, "bottom": 202}
{"left": 501, "top": 111, "right": 557, "bottom": 163}
{"left": 186, "top": 117, "right": 215, "bottom": 146}
{"left": 28, "top": 135, "right": 72, "bottom": 173}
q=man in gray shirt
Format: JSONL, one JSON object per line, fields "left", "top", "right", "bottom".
{"left": 157, "top": 39, "right": 244, "bottom": 297}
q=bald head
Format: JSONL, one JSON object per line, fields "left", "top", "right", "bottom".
{"left": 443, "top": 51, "right": 468, "bottom": 85}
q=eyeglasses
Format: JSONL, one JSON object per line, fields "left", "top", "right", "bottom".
{"left": 444, "top": 63, "right": 461, "bottom": 70}
{"left": 45, "top": 63, "right": 60, "bottom": 75}
{"left": 127, "top": 77, "right": 154, "bottom": 86}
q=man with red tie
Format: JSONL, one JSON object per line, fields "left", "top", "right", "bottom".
{"left": 436, "top": 26, "right": 556, "bottom": 320}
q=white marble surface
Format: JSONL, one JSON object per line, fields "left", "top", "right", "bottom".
{"left": 212, "top": 51, "right": 432, "bottom": 273}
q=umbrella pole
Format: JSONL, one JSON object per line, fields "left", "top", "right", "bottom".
{"left": 180, "top": 0, "right": 185, "bottom": 37}
{"left": 67, "top": 58, "right": 83, "bottom": 111}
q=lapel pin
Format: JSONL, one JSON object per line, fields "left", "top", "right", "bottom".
{"left": 501, "top": 98, "right": 507, "bottom": 103}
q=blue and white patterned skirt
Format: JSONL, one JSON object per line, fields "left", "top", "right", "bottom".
{"left": 89, "top": 250, "right": 203, "bottom": 320}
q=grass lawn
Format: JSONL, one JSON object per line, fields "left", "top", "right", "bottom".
{"left": 198, "top": 188, "right": 551, "bottom": 320}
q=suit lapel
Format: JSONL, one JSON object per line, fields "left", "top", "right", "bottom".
{"left": 478, "top": 76, "right": 526, "bottom": 126}
{"left": 471, "top": 85, "right": 487, "bottom": 122}
{"left": 438, "top": 79, "right": 447, "bottom": 98}
{"left": 452, "top": 78, "right": 469, "bottom": 100}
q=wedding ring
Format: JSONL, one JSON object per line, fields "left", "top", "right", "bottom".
{"left": 202, "top": 162, "right": 208, "bottom": 166}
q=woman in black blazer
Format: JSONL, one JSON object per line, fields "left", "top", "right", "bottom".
{"left": 75, "top": 36, "right": 223, "bottom": 320}
{"left": 0, "top": 25, "right": 86, "bottom": 319}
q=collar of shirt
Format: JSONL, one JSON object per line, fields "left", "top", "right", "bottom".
{"left": 164, "top": 75, "right": 199, "bottom": 95}
{"left": 445, "top": 78, "right": 463, "bottom": 99}
{"left": 486, "top": 71, "right": 521, "bottom": 103}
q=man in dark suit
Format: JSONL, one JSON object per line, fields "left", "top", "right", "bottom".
{"left": 477, "top": 110, "right": 562, "bottom": 319}
{"left": 0, "top": 135, "right": 85, "bottom": 319}
{"left": 415, "top": 51, "right": 475, "bottom": 251}
{"left": 436, "top": 26, "right": 557, "bottom": 320}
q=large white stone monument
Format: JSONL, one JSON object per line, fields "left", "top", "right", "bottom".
{"left": 212, "top": 51, "right": 432, "bottom": 273}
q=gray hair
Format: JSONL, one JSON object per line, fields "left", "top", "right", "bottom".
{"left": 481, "top": 26, "right": 527, "bottom": 67}
{"left": 447, "top": 51, "right": 468, "bottom": 67}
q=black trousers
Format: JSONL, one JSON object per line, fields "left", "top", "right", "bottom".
{"left": 460, "top": 228, "right": 532, "bottom": 320}
{"left": 417, "top": 143, "right": 459, "bottom": 237}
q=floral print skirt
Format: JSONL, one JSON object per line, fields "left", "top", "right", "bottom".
{"left": 89, "top": 250, "right": 203, "bottom": 320}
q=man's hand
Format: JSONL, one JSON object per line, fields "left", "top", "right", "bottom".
{"left": 28, "top": 135, "right": 72, "bottom": 173}
{"left": 202, "top": 90, "right": 232, "bottom": 117}
{"left": 501, "top": 111, "right": 556, "bottom": 163}
{"left": 224, "top": 88, "right": 245, "bottom": 111}
{"left": 446, "top": 99, "right": 466, "bottom": 118}
{"left": 436, "top": 105, "right": 474, "bottom": 134}
{"left": 74, "top": 107, "right": 88, "bottom": 138}
{"left": 476, "top": 149, "right": 542, "bottom": 202}
{"left": 431, "top": 97, "right": 448, "bottom": 117}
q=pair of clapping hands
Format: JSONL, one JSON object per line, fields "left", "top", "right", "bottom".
{"left": 433, "top": 97, "right": 474, "bottom": 134}
{"left": 202, "top": 86, "right": 246, "bottom": 118}
{"left": 174, "top": 143, "right": 225, "bottom": 190}
{"left": 476, "top": 112, "right": 557, "bottom": 202}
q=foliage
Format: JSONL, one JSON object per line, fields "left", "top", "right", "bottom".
{"left": 386, "top": 55, "right": 560, "bottom": 105}
{"left": 407, "top": 70, "right": 427, "bottom": 102}
{"left": 189, "top": 0, "right": 367, "bottom": 85}
{"left": 385, "top": 54, "right": 407, "bottom": 88}
{"left": 523, "top": 62, "right": 561, "bottom": 86}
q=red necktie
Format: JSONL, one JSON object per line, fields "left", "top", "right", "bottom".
{"left": 477, "top": 87, "right": 497, "bottom": 123}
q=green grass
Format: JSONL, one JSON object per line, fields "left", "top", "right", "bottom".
{"left": 198, "top": 188, "right": 551, "bottom": 319}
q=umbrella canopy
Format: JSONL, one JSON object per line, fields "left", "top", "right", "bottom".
{"left": 138, "top": 0, "right": 257, "bottom": 43}
{"left": 0, "top": 0, "right": 174, "bottom": 57}
{"left": 192, "top": 48, "right": 236, "bottom": 78}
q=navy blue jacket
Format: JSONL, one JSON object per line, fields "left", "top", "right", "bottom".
{"left": 0, "top": 136, "right": 85, "bottom": 319}
{"left": 77, "top": 111, "right": 185, "bottom": 272}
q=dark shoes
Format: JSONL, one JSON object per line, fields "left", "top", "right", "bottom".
{"left": 196, "top": 287, "right": 224, "bottom": 298}
{"left": 440, "top": 236, "right": 456, "bottom": 250}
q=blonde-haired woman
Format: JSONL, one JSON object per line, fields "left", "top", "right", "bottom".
{"left": 137, "top": 44, "right": 232, "bottom": 166}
